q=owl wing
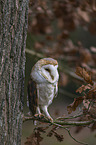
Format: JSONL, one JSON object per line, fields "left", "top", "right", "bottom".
{"left": 27, "top": 78, "right": 38, "bottom": 116}
{"left": 54, "top": 82, "right": 58, "bottom": 98}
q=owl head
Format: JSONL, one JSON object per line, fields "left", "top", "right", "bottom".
{"left": 31, "top": 58, "right": 59, "bottom": 84}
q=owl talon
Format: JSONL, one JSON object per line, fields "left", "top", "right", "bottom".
{"left": 34, "top": 113, "right": 44, "bottom": 119}
{"left": 34, "top": 114, "right": 53, "bottom": 123}
{"left": 40, "top": 114, "right": 53, "bottom": 122}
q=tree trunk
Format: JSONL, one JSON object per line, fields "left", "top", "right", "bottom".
{"left": 0, "top": 0, "right": 29, "bottom": 144}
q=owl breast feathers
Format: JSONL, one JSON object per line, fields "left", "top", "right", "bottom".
{"left": 27, "top": 58, "right": 59, "bottom": 122}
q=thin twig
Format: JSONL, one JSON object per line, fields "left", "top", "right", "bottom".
{"left": 25, "top": 48, "right": 43, "bottom": 58}
{"left": 65, "top": 128, "right": 88, "bottom": 145}
{"left": 23, "top": 116, "right": 34, "bottom": 122}
{"left": 55, "top": 112, "right": 83, "bottom": 121}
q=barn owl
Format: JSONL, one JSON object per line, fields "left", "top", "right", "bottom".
{"left": 27, "top": 58, "right": 59, "bottom": 122}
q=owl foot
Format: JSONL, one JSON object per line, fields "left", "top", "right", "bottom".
{"left": 47, "top": 116, "right": 53, "bottom": 123}
{"left": 34, "top": 113, "right": 45, "bottom": 119}
{"left": 34, "top": 114, "right": 53, "bottom": 123}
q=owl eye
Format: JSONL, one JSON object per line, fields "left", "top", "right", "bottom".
{"left": 45, "top": 68, "right": 51, "bottom": 73}
{"left": 45, "top": 68, "right": 54, "bottom": 80}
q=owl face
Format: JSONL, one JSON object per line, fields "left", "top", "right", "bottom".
{"left": 31, "top": 58, "right": 59, "bottom": 84}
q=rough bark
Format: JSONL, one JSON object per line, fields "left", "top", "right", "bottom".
{"left": 0, "top": 0, "right": 29, "bottom": 144}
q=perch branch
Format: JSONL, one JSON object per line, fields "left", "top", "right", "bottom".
{"left": 23, "top": 115, "right": 96, "bottom": 126}
{"left": 55, "top": 112, "right": 83, "bottom": 120}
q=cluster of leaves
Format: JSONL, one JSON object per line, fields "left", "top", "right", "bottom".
{"left": 25, "top": 126, "right": 64, "bottom": 145}
{"left": 67, "top": 67, "right": 96, "bottom": 131}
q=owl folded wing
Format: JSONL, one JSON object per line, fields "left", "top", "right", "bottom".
{"left": 54, "top": 82, "right": 58, "bottom": 98}
{"left": 27, "top": 78, "right": 38, "bottom": 116}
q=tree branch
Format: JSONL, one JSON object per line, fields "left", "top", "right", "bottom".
{"left": 25, "top": 48, "right": 43, "bottom": 58}
{"left": 54, "top": 119, "right": 96, "bottom": 126}
{"left": 23, "top": 115, "right": 96, "bottom": 126}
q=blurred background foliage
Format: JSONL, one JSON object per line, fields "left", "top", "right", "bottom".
{"left": 22, "top": 0, "right": 96, "bottom": 145}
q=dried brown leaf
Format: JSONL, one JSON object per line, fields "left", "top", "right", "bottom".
{"left": 48, "top": 129, "right": 64, "bottom": 142}
{"left": 86, "top": 88, "right": 96, "bottom": 99}
{"left": 25, "top": 133, "right": 37, "bottom": 145}
{"left": 25, "top": 131, "right": 43, "bottom": 145}
{"left": 35, "top": 132, "right": 43, "bottom": 143}
{"left": 47, "top": 131, "right": 53, "bottom": 137}
{"left": 67, "top": 97, "right": 84, "bottom": 114}
{"left": 76, "top": 67, "right": 93, "bottom": 85}
{"left": 36, "top": 126, "right": 49, "bottom": 133}
{"left": 54, "top": 132, "right": 64, "bottom": 142}
{"left": 76, "top": 84, "right": 92, "bottom": 93}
